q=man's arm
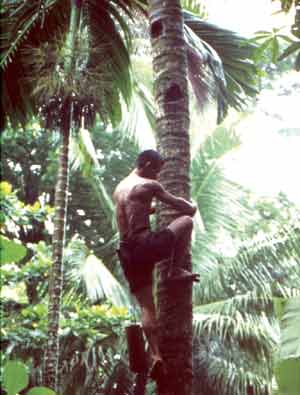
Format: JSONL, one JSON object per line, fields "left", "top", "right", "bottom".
{"left": 152, "top": 182, "right": 196, "bottom": 216}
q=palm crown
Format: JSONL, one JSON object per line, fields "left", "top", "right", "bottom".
{"left": 1, "top": 0, "right": 259, "bottom": 131}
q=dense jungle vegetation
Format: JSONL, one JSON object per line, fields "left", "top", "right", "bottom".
{"left": 1, "top": 1, "right": 300, "bottom": 395}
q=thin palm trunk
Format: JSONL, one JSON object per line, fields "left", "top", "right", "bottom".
{"left": 148, "top": 1, "right": 193, "bottom": 394}
{"left": 44, "top": 119, "right": 71, "bottom": 390}
{"left": 44, "top": 0, "right": 82, "bottom": 390}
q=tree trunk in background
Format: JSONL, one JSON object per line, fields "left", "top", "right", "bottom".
{"left": 44, "top": 120, "right": 71, "bottom": 390}
{"left": 148, "top": 1, "right": 193, "bottom": 394}
{"left": 44, "top": 0, "right": 82, "bottom": 390}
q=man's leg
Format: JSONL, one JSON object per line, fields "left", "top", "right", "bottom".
{"left": 134, "top": 285, "right": 167, "bottom": 380}
{"left": 168, "top": 214, "right": 193, "bottom": 245}
{"left": 166, "top": 215, "right": 199, "bottom": 281}
{"left": 134, "top": 285, "right": 162, "bottom": 364}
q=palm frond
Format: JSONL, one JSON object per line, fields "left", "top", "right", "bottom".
{"left": 191, "top": 125, "right": 300, "bottom": 310}
{"left": 70, "top": 126, "right": 116, "bottom": 228}
{"left": 132, "top": 79, "right": 157, "bottom": 134}
{"left": 191, "top": 125, "right": 247, "bottom": 269}
{"left": 193, "top": 310, "right": 277, "bottom": 358}
{"left": 183, "top": 10, "right": 259, "bottom": 123}
{"left": 0, "top": 0, "right": 70, "bottom": 129}
{"left": 0, "top": 0, "right": 67, "bottom": 68}
{"left": 83, "top": 0, "right": 133, "bottom": 126}
{"left": 185, "top": 23, "right": 228, "bottom": 120}
{"left": 1, "top": 0, "right": 142, "bottom": 130}
{"left": 193, "top": 335, "right": 271, "bottom": 395}
{"left": 194, "top": 292, "right": 275, "bottom": 320}
{"left": 116, "top": 78, "right": 156, "bottom": 146}
{"left": 82, "top": 0, "right": 148, "bottom": 125}
{"left": 64, "top": 238, "right": 130, "bottom": 308}
{"left": 194, "top": 221, "right": 300, "bottom": 305}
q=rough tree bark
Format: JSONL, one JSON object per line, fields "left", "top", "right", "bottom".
{"left": 148, "top": 1, "right": 193, "bottom": 394}
{"left": 44, "top": 0, "right": 82, "bottom": 390}
{"left": 44, "top": 122, "right": 71, "bottom": 390}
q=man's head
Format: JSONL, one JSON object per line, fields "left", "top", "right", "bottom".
{"left": 136, "top": 149, "right": 165, "bottom": 179}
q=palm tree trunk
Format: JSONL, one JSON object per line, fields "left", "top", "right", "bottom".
{"left": 148, "top": 1, "right": 193, "bottom": 394}
{"left": 44, "top": 118, "right": 71, "bottom": 390}
{"left": 44, "top": 0, "right": 82, "bottom": 390}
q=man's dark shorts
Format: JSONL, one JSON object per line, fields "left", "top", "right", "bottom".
{"left": 118, "top": 228, "right": 175, "bottom": 294}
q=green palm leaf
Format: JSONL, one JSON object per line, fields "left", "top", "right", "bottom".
{"left": 194, "top": 222, "right": 300, "bottom": 305}
{"left": 193, "top": 310, "right": 276, "bottom": 358}
{"left": 191, "top": 125, "right": 247, "bottom": 272}
{"left": 193, "top": 335, "right": 272, "bottom": 395}
{"left": 194, "top": 292, "right": 275, "bottom": 321}
{"left": 0, "top": 0, "right": 68, "bottom": 68}
{"left": 70, "top": 126, "right": 116, "bottom": 228}
{"left": 191, "top": 124, "right": 300, "bottom": 305}
{"left": 185, "top": 23, "right": 228, "bottom": 121}
{"left": 0, "top": 0, "right": 144, "bottom": 130}
{"left": 0, "top": 0, "right": 70, "bottom": 129}
{"left": 64, "top": 238, "right": 130, "bottom": 308}
{"left": 183, "top": 10, "right": 259, "bottom": 122}
{"left": 82, "top": 0, "right": 133, "bottom": 126}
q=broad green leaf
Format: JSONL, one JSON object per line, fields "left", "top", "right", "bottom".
{"left": 275, "top": 359, "right": 300, "bottom": 395}
{"left": 279, "top": 297, "right": 300, "bottom": 360}
{"left": 26, "top": 387, "right": 56, "bottom": 395}
{"left": 0, "top": 236, "right": 27, "bottom": 264}
{"left": 0, "top": 181, "right": 12, "bottom": 195}
{"left": 3, "top": 361, "right": 29, "bottom": 395}
{"left": 275, "top": 297, "right": 300, "bottom": 395}
{"left": 255, "top": 37, "right": 274, "bottom": 58}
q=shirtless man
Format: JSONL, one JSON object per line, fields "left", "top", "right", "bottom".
{"left": 113, "top": 149, "right": 199, "bottom": 380}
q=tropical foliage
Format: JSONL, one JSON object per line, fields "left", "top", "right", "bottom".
{"left": 253, "top": 0, "right": 300, "bottom": 70}
{"left": 2, "top": 116, "right": 300, "bottom": 394}
{"left": 189, "top": 123, "right": 300, "bottom": 395}
{"left": 1, "top": 1, "right": 299, "bottom": 394}
{"left": 2, "top": 360, "right": 54, "bottom": 395}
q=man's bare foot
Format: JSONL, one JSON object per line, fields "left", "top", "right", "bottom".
{"left": 149, "top": 359, "right": 167, "bottom": 382}
{"left": 166, "top": 268, "right": 200, "bottom": 284}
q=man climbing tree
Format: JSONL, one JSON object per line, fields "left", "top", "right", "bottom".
{"left": 113, "top": 149, "right": 199, "bottom": 382}
{"left": 148, "top": 1, "right": 194, "bottom": 394}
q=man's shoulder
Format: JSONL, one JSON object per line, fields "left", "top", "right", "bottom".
{"left": 113, "top": 178, "right": 127, "bottom": 201}
{"left": 139, "top": 178, "right": 161, "bottom": 191}
{"left": 129, "top": 178, "right": 162, "bottom": 199}
{"left": 114, "top": 174, "right": 162, "bottom": 196}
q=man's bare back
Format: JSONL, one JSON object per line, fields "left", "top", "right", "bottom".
{"left": 113, "top": 169, "right": 197, "bottom": 240}
{"left": 113, "top": 171, "right": 158, "bottom": 240}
